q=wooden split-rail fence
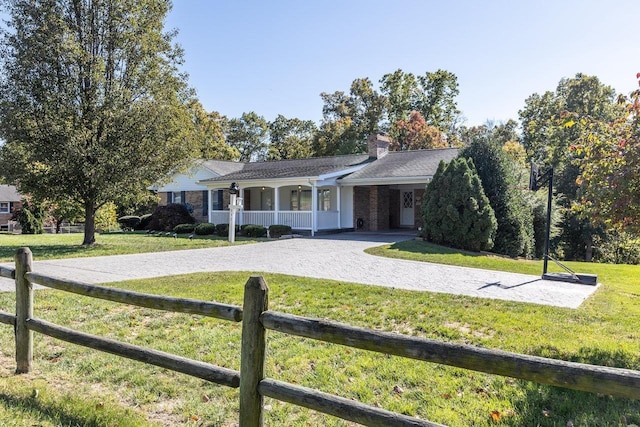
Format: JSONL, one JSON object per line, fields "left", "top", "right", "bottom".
{"left": 0, "top": 247, "right": 639, "bottom": 426}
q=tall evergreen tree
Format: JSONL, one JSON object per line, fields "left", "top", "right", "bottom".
{"left": 422, "top": 158, "right": 497, "bottom": 252}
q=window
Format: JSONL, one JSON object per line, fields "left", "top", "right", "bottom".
{"left": 211, "top": 190, "right": 223, "bottom": 210}
{"left": 291, "top": 189, "right": 311, "bottom": 211}
{"left": 260, "top": 188, "right": 273, "bottom": 210}
{"left": 317, "top": 189, "right": 331, "bottom": 211}
{"left": 171, "top": 191, "right": 182, "bottom": 204}
{"left": 0, "top": 202, "right": 8, "bottom": 213}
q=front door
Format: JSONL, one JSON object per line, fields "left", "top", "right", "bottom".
{"left": 401, "top": 190, "right": 414, "bottom": 226}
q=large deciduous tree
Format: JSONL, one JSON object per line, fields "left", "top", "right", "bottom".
{"left": 574, "top": 74, "right": 640, "bottom": 232}
{"left": 519, "top": 73, "right": 625, "bottom": 260}
{"left": 188, "top": 100, "right": 238, "bottom": 160}
{"left": 391, "top": 111, "right": 446, "bottom": 151}
{"left": 226, "top": 112, "right": 269, "bottom": 162}
{"left": 380, "top": 69, "right": 461, "bottom": 142}
{"left": 0, "top": 0, "right": 198, "bottom": 245}
{"left": 313, "top": 78, "right": 386, "bottom": 156}
{"left": 268, "top": 115, "right": 316, "bottom": 160}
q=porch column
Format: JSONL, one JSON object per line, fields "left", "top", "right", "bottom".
{"left": 274, "top": 186, "right": 279, "bottom": 225}
{"left": 208, "top": 189, "right": 213, "bottom": 224}
{"left": 239, "top": 188, "right": 245, "bottom": 226}
{"left": 311, "top": 182, "right": 317, "bottom": 236}
{"left": 337, "top": 186, "right": 341, "bottom": 229}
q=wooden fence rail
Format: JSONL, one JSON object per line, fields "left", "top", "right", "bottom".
{"left": 3, "top": 247, "right": 640, "bottom": 426}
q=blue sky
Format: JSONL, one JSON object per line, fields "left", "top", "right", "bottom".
{"left": 166, "top": 0, "right": 639, "bottom": 128}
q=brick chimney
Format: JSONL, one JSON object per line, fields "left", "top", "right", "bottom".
{"left": 367, "top": 134, "right": 391, "bottom": 159}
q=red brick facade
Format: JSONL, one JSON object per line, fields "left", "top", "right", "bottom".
{"left": 0, "top": 201, "right": 21, "bottom": 229}
{"left": 353, "top": 185, "right": 422, "bottom": 231}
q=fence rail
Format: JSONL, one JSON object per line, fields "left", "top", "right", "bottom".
{"left": 3, "top": 247, "right": 640, "bottom": 426}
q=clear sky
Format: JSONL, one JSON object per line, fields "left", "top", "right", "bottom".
{"left": 165, "top": 0, "right": 639, "bottom": 128}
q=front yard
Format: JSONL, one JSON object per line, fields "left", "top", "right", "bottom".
{"left": 0, "top": 235, "right": 638, "bottom": 425}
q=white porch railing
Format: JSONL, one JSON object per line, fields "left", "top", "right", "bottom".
{"left": 317, "top": 211, "right": 339, "bottom": 230}
{"left": 241, "top": 211, "right": 275, "bottom": 227}
{"left": 211, "top": 210, "right": 313, "bottom": 230}
{"left": 211, "top": 211, "right": 230, "bottom": 225}
{"left": 278, "top": 211, "right": 312, "bottom": 229}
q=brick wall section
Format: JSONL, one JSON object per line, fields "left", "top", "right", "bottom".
{"left": 353, "top": 186, "right": 370, "bottom": 230}
{"left": 414, "top": 188, "right": 425, "bottom": 230}
{"left": 389, "top": 189, "right": 400, "bottom": 228}
{"left": 0, "top": 201, "right": 21, "bottom": 227}
{"left": 185, "top": 191, "right": 207, "bottom": 223}
{"left": 371, "top": 185, "right": 390, "bottom": 231}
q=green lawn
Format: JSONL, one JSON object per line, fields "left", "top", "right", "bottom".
{"left": 0, "top": 232, "right": 263, "bottom": 263}
{"left": 0, "top": 237, "right": 638, "bottom": 425}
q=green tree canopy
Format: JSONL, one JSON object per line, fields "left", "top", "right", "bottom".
{"left": 0, "top": 0, "right": 198, "bottom": 245}
{"left": 422, "top": 158, "right": 497, "bottom": 252}
{"left": 268, "top": 115, "right": 316, "bottom": 160}
{"left": 519, "top": 73, "right": 625, "bottom": 260}
{"left": 188, "top": 100, "right": 238, "bottom": 160}
{"left": 226, "top": 111, "right": 269, "bottom": 162}
{"left": 574, "top": 74, "right": 640, "bottom": 232}
{"left": 461, "top": 124, "right": 533, "bottom": 257}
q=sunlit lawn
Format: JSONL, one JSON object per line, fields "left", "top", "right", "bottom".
{"left": 0, "top": 232, "right": 263, "bottom": 263}
{"left": 0, "top": 250, "right": 637, "bottom": 425}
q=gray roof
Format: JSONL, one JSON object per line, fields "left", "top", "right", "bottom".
{"left": 340, "top": 148, "right": 459, "bottom": 181}
{"left": 201, "top": 159, "right": 245, "bottom": 176}
{"left": 201, "top": 154, "right": 371, "bottom": 182}
{"left": 0, "top": 185, "right": 21, "bottom": 202}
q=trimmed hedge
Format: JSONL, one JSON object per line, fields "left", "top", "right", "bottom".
{"left": 173, "top": 223, "right": 197, "bottom": 234}
{"left": 242, "top": 224, "right": 267, "bottom": 238}
{"left": 268, "top": 224, "right": 292, "bottom": 239}
{"left": 215, "top": 223, "right": 229, "bottom": 237}
{"left": 195, "top": 222, "right": 216, "bottom": 236}
{"left": 118, "top": 215, "right": 141, "bottom": 231}
{"left": 136, "top": 213, "right": 153, "bottom": 231}
{"left": 147, "top": 204, "right": 195, "bottom": 231}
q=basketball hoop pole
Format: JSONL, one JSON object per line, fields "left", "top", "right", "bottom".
{"left": 542, "top": 168, "right": 553, "bottom": 275}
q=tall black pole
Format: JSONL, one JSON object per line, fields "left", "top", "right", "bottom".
{"left": 543, "top": 168, "right": 553, "bottom": 275}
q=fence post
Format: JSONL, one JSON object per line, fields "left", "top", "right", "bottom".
{"left": 15, "top": 247, "right": 33, "bottom": 374}
{"left": 239, "top": 276, "right": 269, "bottom": 427}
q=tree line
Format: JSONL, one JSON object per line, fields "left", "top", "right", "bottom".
{"left": 0, "top": 0, "right": 637, "bottom": 263}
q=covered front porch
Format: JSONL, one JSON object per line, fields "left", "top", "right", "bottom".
{"left": 206, "top": 181, "right": 354, "bottom": 235}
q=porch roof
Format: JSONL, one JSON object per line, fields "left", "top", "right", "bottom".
{"left": 339, "top": 148, "right": 458, "bottom": 183}
{"left": 0, "top": 185, "right": 21, "bottom": 202}
{"left": 199, "top": 154, "right": 371, "bottom": 183}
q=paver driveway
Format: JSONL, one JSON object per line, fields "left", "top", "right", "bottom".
{"left": 0, "top": 232, "right": 598, "bottom": 308}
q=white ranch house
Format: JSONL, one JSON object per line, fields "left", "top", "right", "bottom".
{"left": 154, "top": 135, "right": 458, "bottom": 235}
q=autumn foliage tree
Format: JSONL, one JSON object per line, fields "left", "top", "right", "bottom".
{"left": 391, "top": 111, "right": 447, "bottom": 151}
{"left": 574, "top": 73, "right": 640, "bottom": 232}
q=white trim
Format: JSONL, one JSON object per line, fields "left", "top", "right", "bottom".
{"left": 339, "top": 176, "right": 433, "bottom": 186}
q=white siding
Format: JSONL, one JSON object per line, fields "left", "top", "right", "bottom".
{"left": 340, "top": 186, "right": 354, "bottom": 229}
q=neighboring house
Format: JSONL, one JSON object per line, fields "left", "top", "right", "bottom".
{"left": 0, "top": 185, "right": 22, "bottom": 231}
{"left": 156, "top": 135, "right": 458, "bottom": 235}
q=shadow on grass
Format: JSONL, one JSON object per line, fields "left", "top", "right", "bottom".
{"left": 0, "top": 392, "right": 107, "bottom": 427}
{"left": 387, "top": 239, "right": 487, "bottom": 257}
{"left": 0, "top": 244, "right": 97, "bottom": 261}
{"left": 507, "top": 346, "right": 640, "bottom": 426}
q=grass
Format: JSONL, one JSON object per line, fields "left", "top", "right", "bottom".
{"left": 0, "top": 255, "right": 638, "bottom": 426}
{"left": 0, "top": 232, "right": 263, "bottom": 263}
{"left": 0, "top": 237, "right": 638, "bottom": 425}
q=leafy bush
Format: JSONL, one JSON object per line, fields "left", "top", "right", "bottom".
{"left": 147, "top": 203, "right": 195, "bottom": 231}
{"left": 15, "top": 198, "right": 45, "bottom": 234}
{"left": 215, "top": 223, "right": 229, "bottom": 237}
{"left": 268, "top": 224, "right": 292, "bottom": 239}
{"left": 422, "top": 158, "right": 497, "bottom": 252}
{"left": 594, "top": 231, "right": 640, "bottom": 265}
{"left": 173, "top": 223, "right": 197, "bottom": 234}
{"left": 195, "top": 222, "right": 216, "bottom": 236}
{"left": 242, "top": 224, "right": 267, "bottom": 238}
{"left": 136, "top": 213, "right": 153, "bottom": 231}
{"left": 117, "top": 215, "right": 141, "bottom": 231}
{"left": 95, "top": 202, "right": 118, "bottom": 232}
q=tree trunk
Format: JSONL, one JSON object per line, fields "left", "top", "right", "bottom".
{"left": 585, "top": 236, "right": 593, "bottom": 262}
{"left": 55, "top": 218, "right": 62, "bottom": 234}
{"left": 83, "top": 202, "right": 96, "bottom": 245}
